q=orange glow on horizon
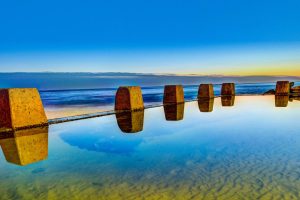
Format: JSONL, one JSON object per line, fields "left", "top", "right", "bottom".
{"left": 173, "top": 63, "right": 300, "bottom": 77}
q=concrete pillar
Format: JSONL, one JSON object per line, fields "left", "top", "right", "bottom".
{"left": 115, "top": 110, "right": 144, "bottom": 133}
{"left": 221, "top": 83, "right": 235, "bottom": 96}
{"left": 221, "top": 96, "right": 235, "bottom": 107}
{"left": 275, "top": 95, "right": 289, "bottom": 107}
{"left": 198, "top": 98, "right": 214, "bottom": 112}
{"left": 198, "top": 84, "right": 214, "bottom": 99}
{"left": 276, "top": 81, "right": 290, "bottom": 95}
{"left": 0, "top": 126, "right": 48, "bottom": 166}
{"left": 115, "top": 86, "right": 144, "bottom": 111}
{"left": 0, "top": 88, "right": 48, "bottom": 130}
{"left": 164, "top": 103, "right": 184, "bottom": 121}
{"left": 163, "top": 85, "right": 184, "bottom": 104}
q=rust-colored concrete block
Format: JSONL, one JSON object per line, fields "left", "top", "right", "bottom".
{"left": 164, "top": 103, "right": 184, "bottom": 121}
{"left": 198, "top": 98, "right": 214, "bottom": 112}
{"left": 115, "top": 86, "right": 144, "bottom": 111}
{"left": 0, "top": 88, "right": 48, "bottom": 130}
{"left": 275, "top": 95, "right": 289, "bottom": 107}
{"left": 0, "top": 126, "right": 48, "bottom": 166}
{"left": 221, "top": 83, "right": 235, "bottom": 96}
{"left": 221, "top": 96, "right": 235, "bottom": 107}
{"left": 198, "top": 84, "right": 214, "bottom": 99}
{"left": 163, "top": 85, "right": 184, "bottom": 104}
{"left": 275, "top": 81, "right": 290, "bottom": 95}
{"left": 115, "top": 110, "right": 144, "bottom": 133}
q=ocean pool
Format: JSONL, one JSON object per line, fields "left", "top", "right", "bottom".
{"left": 1, "top": 95, "right": 300, "bottom": 199}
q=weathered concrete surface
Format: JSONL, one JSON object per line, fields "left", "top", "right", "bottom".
{"left": 0, "top": 126, "right": 48, "bottom": 166}
{"left": 164, "top": 103, "right": 184, "bottom": 121}
{"left": 221, "top": 83, "right": 235, "bottom": 96}
{"left": 198, "top": 84, "right": 214, "bottom": 99}
{"left": 0, "top": 88, "right": 48, "bottom": 130}
{"left": 198, "top": 98, "right": 214, "bottom": 112}
{"left": 276, "top": 81, "right": 290, "bottom": 95}
{"left": 163, "top": 85, "right": 184, "bottom": 104}
{"left": 221, "top": 96, "right": 235, "bottom": 107}
{"left": 275, "top": 95, "right": 289, "bottom": 107}
{"left": 115, "top": 110, "right": 144, "bottom": 133}
{"left": 115, "top": 86, "right": 144, "bottom": 111}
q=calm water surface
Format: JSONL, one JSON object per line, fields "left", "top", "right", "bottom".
{"left": 41, "top": 82, "right": 283, "bottom": 119}
{"left": 1, "top": 96, "right": 300, "bottom": 200}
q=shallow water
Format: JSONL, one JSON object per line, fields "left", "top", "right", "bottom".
{"left": 41, "top": 82, "right": 281, "bottom": 119}
{"left": 1, "top": 95, "right": 300, "bottom": 199}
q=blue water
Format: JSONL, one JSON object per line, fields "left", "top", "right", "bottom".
{"left": 40, "top": 82, "right": 279, "bottom": 109}
{"left": 1, "top": 96, "right": 300, "bottom": 199}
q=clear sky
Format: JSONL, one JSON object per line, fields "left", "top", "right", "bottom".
{"left": 1, "top": 0, "right": 300, "bottom": 75}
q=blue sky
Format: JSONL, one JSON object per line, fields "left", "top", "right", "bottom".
{"left": 1, "top": 0, "right": 300, "bottom": 75}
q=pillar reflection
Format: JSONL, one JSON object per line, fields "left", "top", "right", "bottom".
{"left": 116, "top": 110, "right": 144, "bottom": 133}
{"left": 221, "top": 96, "right": 235, "bottom": 107}
{"left": 198, "top": 98, "right": 214, "bottom": 112}
{"left": 289, "top": 96, "right": 300, "bottom": 101}
{"left": 0, "top": 126, "right": 48, "bottom": 166}
{"left": 164, "top": 103, "right": 184, "bottom": 121}
{"left": 275, "top": 95, "right": 289, "bottom": 107}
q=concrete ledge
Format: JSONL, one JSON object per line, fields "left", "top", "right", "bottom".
{"left": 275, "top": 95, "right": 289, "bottom": 107}
{"left": 164, "top": 103, "right": 184, "bottom": 121}
{"left": 198, "top": 84, "right": 214, "bottom": 99}
{"left": 115, "top": 86, "right": 144, "bottom": 111}
{"left": 221, "top": 83, "right": 235, "bottom": 96}
{"left": 0, "top": 88, "right": 48, "bottom": 130}
{"left": 276, "top": 81, "right": 290, "bottom": 95}
{"left": 221, "top": 96, "right": 235, "bottom": 107}
{"left": 0, "top": 126, "right": 48, "bottom": 166}
{"left": 116, "top": 110, "right": 144, "bottom": 133}
{"left": 198, "top": 98, "right": 214, "bottom": 112}
{"left": 163, "top": 85, "right": 184, "bottom": 104}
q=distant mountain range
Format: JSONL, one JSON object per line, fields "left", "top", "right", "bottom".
{"left": 1, "top": 72, "right": 300, "bottom": 90}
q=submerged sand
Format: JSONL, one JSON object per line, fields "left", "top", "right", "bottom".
{"left": 45, "top": 106, "right": 113, "bottom": 119}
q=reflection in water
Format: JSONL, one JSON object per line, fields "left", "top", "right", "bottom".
{"left": 164, "top": 103, "right": 184, "bottom": 121}
{"left": 221, "top": 96, "right": 235, "bottom": 107}
{"left": 2, "top": 96, "right": 300, "bottom": 199}
{"left": 289, "top": 96, "right": 300, "bottom": 102}
{"left": 275, "top": 95, "right": 289, "bottom": 107}
{"left": 198, "top": 98, "right": 214, "bottom": 112}
{"left": 60, "top": 132, "right": 142, "bottom": 155}
{"left": 115, "top": 110, "right": 144, "bottom": 133}
{"left": 0, "top": 126, "right": 48, "bottom": 166}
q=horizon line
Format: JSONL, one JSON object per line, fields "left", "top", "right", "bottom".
{"left": 0, "top": 71, "right": 300, "bottom": 78}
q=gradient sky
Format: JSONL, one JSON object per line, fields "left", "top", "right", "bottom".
{"left": 1, "top": 0, "right": 300, "bottom": 75}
